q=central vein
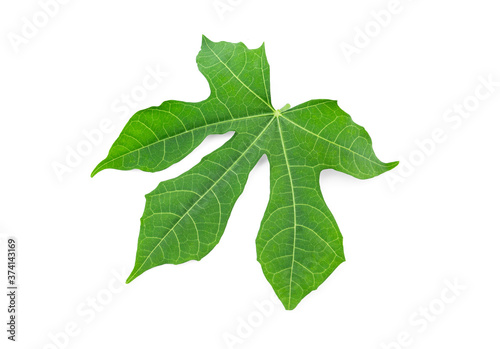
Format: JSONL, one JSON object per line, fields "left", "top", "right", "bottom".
{"left": 276, "top": 116, "right": 297, "bottom": 308}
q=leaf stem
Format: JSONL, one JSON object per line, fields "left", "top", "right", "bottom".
{"left": 279, "top": 103, "right": 291, "bottom": 112}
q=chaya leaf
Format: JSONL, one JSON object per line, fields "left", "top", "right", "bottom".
{"left": 92, "top": 35, "right": 398, "bottom": 310}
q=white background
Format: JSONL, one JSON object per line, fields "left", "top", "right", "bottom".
{"left": 1, "top": 0, "right": 499, "bottom": 348}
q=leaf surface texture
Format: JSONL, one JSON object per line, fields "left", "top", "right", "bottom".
{"left": 93, "top": 36, "right": 397, "bottom": 310}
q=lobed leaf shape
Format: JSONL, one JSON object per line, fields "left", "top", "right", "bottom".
{"left": 92, "top": 36, "right": 398, "bottom": 310}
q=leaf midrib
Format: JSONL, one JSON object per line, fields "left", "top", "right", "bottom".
{"left": 277, "top": 117, "right": 298, "bottom": 309}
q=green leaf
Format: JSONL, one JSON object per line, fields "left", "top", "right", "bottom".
{"left": 92, "top": 36, "right": 398, "bottom": 310}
